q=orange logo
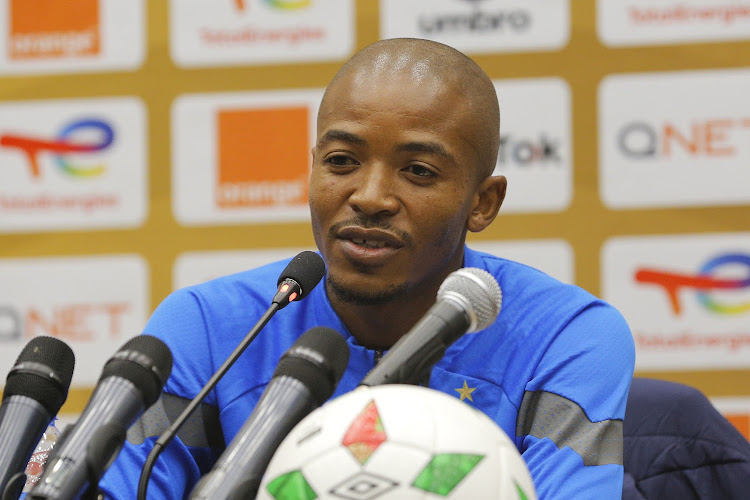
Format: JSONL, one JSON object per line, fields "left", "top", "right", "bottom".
{"left": 8, "top": 0, "right": 101, "bottom": 60}
{"left": 215, "top": 107, "right": 310, "bottom": 209}
{"left": 725, "top": 413, "right": 750, "bottom": 441}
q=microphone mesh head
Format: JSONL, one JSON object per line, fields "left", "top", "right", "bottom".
{"left": 101, "top": 334, "right": 173, "bottom": 408}
{"left": 274, "top": 327, "right": 349, "bottom": 406}
{"left": 277, "top": 251, "right": 326, "bottom": 300}
{"left": 438, "top": 267, "right": 502, "bottom": 332}
{"left": 4, "top": 336, "right": 75, "bottom": 415}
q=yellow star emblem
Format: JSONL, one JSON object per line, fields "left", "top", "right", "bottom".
{"left": 454, "top": 380, "right": 477, "bottom": 402}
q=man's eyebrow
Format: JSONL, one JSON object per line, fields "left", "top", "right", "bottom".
{"left": 317, "top": 129, "right": 366, "bottom": 147}
{"left": 395, "top": 141, "right": 456, "bottom": 163}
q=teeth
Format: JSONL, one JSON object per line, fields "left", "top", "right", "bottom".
{"left": 351, "top": 238, "right": 387, "bottom": 249}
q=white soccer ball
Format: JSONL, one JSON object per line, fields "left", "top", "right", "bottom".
{"left": 258, "top": 384, "right": 537, "bottom": 500}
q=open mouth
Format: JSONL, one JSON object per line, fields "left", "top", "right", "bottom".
{"left": 351, "top": 238, "right": 388, "bottom": 249}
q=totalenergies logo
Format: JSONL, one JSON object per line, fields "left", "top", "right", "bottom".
{"left": 233, "top": 0, "right": 311, "bottom": 11}
{"left": 635, "top": 253, "right": 750, "bottom": 315}
{"left": 0, "top": 119, "right": 114, "bottom": 180}
{"left": 264, "top": 0, "right": 311, "bottom": 10}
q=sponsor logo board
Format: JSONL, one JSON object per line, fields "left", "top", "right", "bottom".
{"left": 380, "top": 0, "right": 569, "bottom": 54}
{"left": 493, "top": 78, "right": 572, "bottom": 213}
{"left": 711, "top": 396, "right": 750, "bottom": 441}
{"left": 169, "top": 0, "right": 354, "bottom": 67}
{"left": 0, "top": 0, "right": 144, "bottom": 75}
{"left": 0, "top": 255, "right": 149, "bottom": 387}
{"left": 599, "top": 68, "right": 750, "bottom": 209}
{"left": 602, "top": 233, "right": 750, "bottom": 370}
{"left": 171, "top": 89, "right": 321, "bottom": 225}
{"left": 467, "top": 238, "right": 574, "bottom": 284}
{"left": 598, "top": 0, "right": 750, "bottom": 47}
{"left": 173, "top": 247, "right": 314, "bottom": 290}
{"left": 0, "top": 97, "right": 148, "bottom": 232}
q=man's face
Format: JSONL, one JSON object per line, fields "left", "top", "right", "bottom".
{"left": 309, "top": 71, "right": 484, "bottom": 305}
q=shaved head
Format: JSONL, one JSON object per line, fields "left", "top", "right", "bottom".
{"left": 320, "top": 38, "right": 500, "bottom": 179}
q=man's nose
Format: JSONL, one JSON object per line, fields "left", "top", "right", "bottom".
{"left": 348, "top": 165, "right": 400, "bottom": 217}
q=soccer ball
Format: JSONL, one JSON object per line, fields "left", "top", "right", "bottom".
{"left": 257, "top": 384, "right": 537, "bottom": 500}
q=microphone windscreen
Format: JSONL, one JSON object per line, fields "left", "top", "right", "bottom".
{"left": 100, "top": 334, "right": 173, "bottom": 408}
{"left": 438, "top": 268, "right": 502, "bottom": 331}
{"left": 3, "top": 336, "right": 75, "bottom": 416}
{"left": 273, "top": 327, "right": 349, "bottom": 406}
{"left": 277, "top": 251, "right": 326, "bottom": 300}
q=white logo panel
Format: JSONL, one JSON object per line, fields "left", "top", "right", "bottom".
{"left": 493, "top": 78, "right": 572, "bottom": 213}
{"left": 710, "top": 396, "right": 750, "bottom": 441}
{"left": 170, "top": 0, "right": 355, "bottom": 67}
{"left": 0, "top": 0, "right": 144, "bottom": 75}
{"left": 171, "top": 89, "right": 322, "bottom": 226}
{"left": 602, "top": 233, "right": 750, "bottom": 371}
{"left": 0, "top": 255, "right": 149, "bottom": 387}
{"left": 173, "top": 247, "right": 314, "bottom": 290}
{"left": 0, "top": 97, "right": 148, "bottom": 232}
{"left": 599, "top": 69, "right": 750, "bottom": 209}
{"left": 380, "top": 0, "right": 569, "bottom": 54}
{"left": 468, "top": 239, "right": 574, "bottom": 285}
{"left": 598, "top": 0, "right": 750, "bottom": 47}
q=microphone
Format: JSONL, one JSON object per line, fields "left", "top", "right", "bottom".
{"left": 28, "top": 335, "right": 172, "bottom": 500}
{"left": 273, "top": 250, "right": 326, "bottom": 308}
{"left": 0, "top": 336, "right": 75, "bottom": 500}
{"left": 137, "top": 251, "right": 326, "bottom": 500}
{"left": 360, "top": 267, "right": 502, "bottom": 387}
{"left": 189, "top": 326, "right": 350, "bottom": 500}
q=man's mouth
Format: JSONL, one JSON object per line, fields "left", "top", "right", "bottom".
{"left": 351, "top": 238, "right": 388, "bottom": 249}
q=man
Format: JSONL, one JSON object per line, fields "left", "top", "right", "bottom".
{"left": 99, "top": 38, "right": 634, "bottom": 499}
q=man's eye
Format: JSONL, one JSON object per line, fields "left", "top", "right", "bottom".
{"left": 325, "top": 155, "right": 357, "bottom": 167}
{"left": 405, "top": 164, "right": 436, "bottom": 177}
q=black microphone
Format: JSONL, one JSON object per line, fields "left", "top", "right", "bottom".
{"left": 360, "top": 267, "right": 502, "bottom": 387}
{"left": 28, "top": 334, "right": 172, "bottom": 500}
{"left": 137, "top": 251, "right": 326, "bottom": 500}
{"left": 0, "top": 336, "right": 75, "bottom": 500}
{"left": 189, "top": 326, "right": 350, "bottom": 500}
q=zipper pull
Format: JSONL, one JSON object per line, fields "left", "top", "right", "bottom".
{"left": 373, "top": 348, "right": 383, "bottom": 365}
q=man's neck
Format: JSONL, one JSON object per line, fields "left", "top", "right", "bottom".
{"left": 327, "top": 283, "right": 442, "bottom": 350}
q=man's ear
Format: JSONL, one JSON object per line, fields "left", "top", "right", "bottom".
{"left": 468, "top": 175, "right": 507, "bottom": 233}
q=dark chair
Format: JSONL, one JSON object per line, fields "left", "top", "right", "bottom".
{"left": 622, "top": 377, "right": 750, "bottom": 499}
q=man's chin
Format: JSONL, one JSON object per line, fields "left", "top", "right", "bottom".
{"left": 327, "top": 274, "right": 408, "bottom": 306}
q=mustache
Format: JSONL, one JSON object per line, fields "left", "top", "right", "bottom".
{"left": 328, "top": 215, "right": 414, "bottom": 246}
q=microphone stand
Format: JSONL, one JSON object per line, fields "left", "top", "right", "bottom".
{"left": 137, "top": 302, "right": 279, "bottom": 500}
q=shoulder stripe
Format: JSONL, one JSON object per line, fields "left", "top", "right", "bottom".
{"left": 516, "top": 390, "right": 623, "bottom": 466}
{"left": 127, "top": 392, "right": 225, "bottom": 450}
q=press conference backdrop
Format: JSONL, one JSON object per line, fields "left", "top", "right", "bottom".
{"left": 1, "top": 0, "right": 749, "bottom": 439}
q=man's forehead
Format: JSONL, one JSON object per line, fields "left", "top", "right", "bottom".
{"left": 320, "top": 67, "right": 461, "bottom": 118}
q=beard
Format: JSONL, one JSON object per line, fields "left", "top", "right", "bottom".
{"left": 326, "top": 272, "right": 410, "bottom": 306}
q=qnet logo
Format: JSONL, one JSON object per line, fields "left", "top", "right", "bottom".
{"left": 599, "top": 69, "right": 750, "bottom": 209}
{"left": 602, "top": 233, "right": 750, "bottom": 371}
{"left": 0, "top": 255, "right": 148, "bottom": 388}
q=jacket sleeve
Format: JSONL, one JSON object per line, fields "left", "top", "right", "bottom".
{"left": 97, "top": 288, "right": 224, "bottom": 499}
{"left": 517, "top": 302, "right": 635, "bottom": 500}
